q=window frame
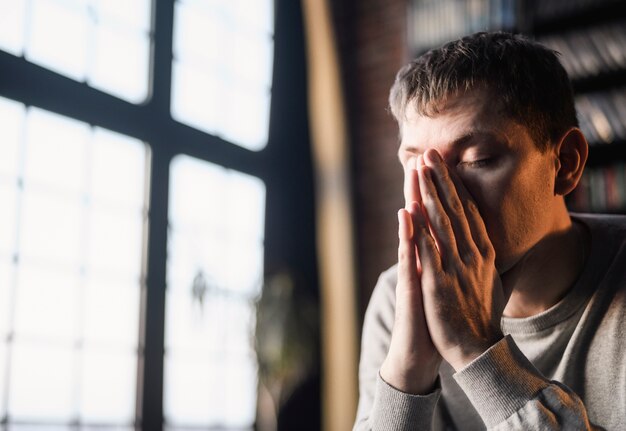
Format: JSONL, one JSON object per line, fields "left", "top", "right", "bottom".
{"left": 0, "top": 0, "right": 319, "bottom": 429}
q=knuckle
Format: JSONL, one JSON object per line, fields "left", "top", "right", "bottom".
{"left": 482, "top": 244, "right": 496, "bottom": 261}
{"left": 466, "top": 199, "right": 480, "bottom": 215}
{"left": 449, "top": 198, "right": 464, "bottom": 215}
{"left": 435, "top": 213, "right": 451, "bottom": 230}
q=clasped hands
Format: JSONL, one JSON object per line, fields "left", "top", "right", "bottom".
{"left": 380, "top": 148, "right": 506, "bottom": 395}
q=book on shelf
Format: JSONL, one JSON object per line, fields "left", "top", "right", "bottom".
{"left": 538, "top": 21, "right": 626, "bottom": 81}
{"left": 409, "top": 0, "right": 517, "bottom": 54}
{"left": 569, "top": 162, "right": 626, "bottom": 213}
{"left": 576, "top": 88, "right": 626, "bottom": 145}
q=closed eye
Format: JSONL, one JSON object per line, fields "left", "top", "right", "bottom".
{"left": 459, "top": 158, "right": 495, "bottom": 169}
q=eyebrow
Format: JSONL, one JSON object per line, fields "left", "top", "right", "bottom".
{"left": 400, "top": 131, "right": 500, "bottom": 155}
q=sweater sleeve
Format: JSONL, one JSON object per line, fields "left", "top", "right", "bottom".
{"left": 453, "top": 335, "right": 600, "bottom": 430}
{"left": 353, "top": 266, "right": 441, "bottom": 431}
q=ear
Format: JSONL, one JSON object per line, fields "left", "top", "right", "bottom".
{"left": 553, "top": 127, "right": 589, "bottom": 196}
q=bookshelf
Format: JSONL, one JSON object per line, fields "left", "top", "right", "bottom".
{"left": 408, "top": 0, "right": 626, "bottom": 213}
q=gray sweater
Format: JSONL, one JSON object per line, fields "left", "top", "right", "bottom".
{"left": 354, "top": 214, "right": 626, "bottom": 430}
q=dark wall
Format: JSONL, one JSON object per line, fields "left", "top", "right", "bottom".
{"left": 331, "top": 0, "right": 410, "bottom": 320}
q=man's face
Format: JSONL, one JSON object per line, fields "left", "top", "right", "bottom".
{"left": 398, "top": 89, "right": 562, "bottom": 272}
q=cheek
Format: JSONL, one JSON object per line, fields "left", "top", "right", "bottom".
{"left": 458, "top": 166, "right": 532, "bottom": 252}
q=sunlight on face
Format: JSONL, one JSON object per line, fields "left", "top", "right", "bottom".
{"left": 399, "top": 90, "right": 560, "bottom": 271}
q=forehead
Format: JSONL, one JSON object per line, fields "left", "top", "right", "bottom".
{"left": 400, "top": 90, "right": 512, "bottom": 153}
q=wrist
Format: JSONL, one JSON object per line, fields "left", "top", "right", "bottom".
{"left": 380, "top": 353, "right": 440, "bottom": 395}
{"left": 446, "top": 333, "right": 505, "bottom": 371}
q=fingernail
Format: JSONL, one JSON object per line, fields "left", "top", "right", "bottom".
{"left": 428, "top": 149, "right": 442, "bottom": 164}
{"left": 417, "top": 154, "right": 424, "bottom": 167}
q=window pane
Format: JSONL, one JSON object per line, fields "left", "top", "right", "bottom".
{"left": 91, "top": 127, "right": 147, "bottom": 208}
{"left": 24, "top": 108, "right": 89, "bottom": 194}
{"left": 26, "top": 0, "right": 90, "bottom": 81}
{"left": 80, "top": 347, "right": 137, "bottom": 423}
{"left": 3, "top": 0, "right": 153, "bottom": 103}
{"left": 164, "top": 352, "right": 257, "bottom": 428}
{"left": 0, "top": 342, "right": 6, "bottom": 417}
{"left": 0, "top": 260, "right": 13, "bottom": 337}
{"left": 83, "top": 277, "right": 140, "bottom": 348}
{"left": 9, "top": 342, "right": 75, "bottom": 421}
{"left": 92, "top": 0, "right": 152, "bottom": 32}
{"left": 0, "top": 0, "right": 26, "bottom": 55}
{"left": 171, "top": 62, "right": 222, "bottom": 136}
{"left": 0, "top": 97, "right": 149, "bottom": 427}
{"left": 90, "top": 24, "right": 150, "bottom": 103}
{"left": 19, "top": 192, "right": 83, "bottom": 267}
{"left": 13, "top": 265, "right": 80, "bottom": 342}
{"left": 0, "top": 97, "right": 25, "bottom": 179}
{"left": 171, "top": 0, "right": 274, "bottom": 151}
{"left": 0, "top": 183, "right": 18, "bottom": 256}
{"left": 86, "top": 207, "right": 144, "bottom": 278}
{"left": 165, "top": 155, "right": 265, "bottom": 428}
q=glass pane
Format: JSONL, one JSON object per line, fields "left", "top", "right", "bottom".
{"left": 231, "top": 0, "right": 274, "bottom": 34}
{"left": 225, "top": 240, "right": 263, "bottom": 296}
{"left": 164, "top": 352, "right": 257, "bottom": 428}
{"left": 91, "top": 127, "right": 146, "bottom": 208}
{"left": 80, "top": 347, "right": 137, "bottom": 423}
{"left": 0, "top": 342, "right": 6, "bottom": 417}
{"left": 165, "top": 155, "right": 265, "bottom": 428}
{"left": 168, "top": 154, "right": 226, "bottom": 232}
{"left": 171, "top": 0, "right": 274, "bottom": 150}
{"left": 0, "top": 97, "right": 25, "bottom": 179}
{"left": 24, "top": 108, "right": 89, "bottom": 194}
{"left": 26, "top": 0, "right": 89, "bottom": 81}
{"left": 173, "top": 3, "right": 221, "bottom": 67}
{"left": 92, "top": 0, "right": 152, "bottom": 32}
{"left": 2, "top": 104, "right": 148, "bottom": 428}
{"left": 9, "top": 342, "right": 75, "bottom": 421}
{"left": 171, "top": 62, "right": 222, "bottom": 136}
{"left": 0, "top": 183, "right": 17, "bottom": 256}
{"left": 0, "top": 0, "right": 26, "bottom": 55}
{"left": 19, "top": 191, "right": 83, "bottom": 266}
{"left": 164, "top": 353, "right": 220, "bottom": 426}
{"left": 12, "top": 0, "right": 152, "bottom": 103}
{"left": 224, "top": 30, "right": 273, "bottom": 88}
{"left": 220, "top": 84, "right": 270, "bottom": 152}
{"left": 83, "top": 277, "right": 140, "bottom": 348}
{"left": 13, "top": 265, "right": 79, "bottom": 342}
{"left": 87, "top": 207, "right": 143, "bottom": 278}
{"left": 228, "top": 171, "right": 266, "bottom": 239}
{"left": 89, "top": 23, "right": 150, "bottom": 103}
{"left": 0, "top": 260, "right": 13, "bottom": 337}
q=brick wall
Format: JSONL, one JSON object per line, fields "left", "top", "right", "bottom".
{"left": 331, "top": 0, "right": 410, "bottom": 320}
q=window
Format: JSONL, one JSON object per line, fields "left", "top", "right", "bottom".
{"left": 0, "top": 0, "right": 277, "bottom": 429}
{"left": 171, "top": 0, "right": 274, "bottom": 150}
{"left": 0, "top": 0, "right": 152, "bottom": 103}
{"left": 165, "top": 156, "right": 265, "bottom": 429}
{"left": 0, "top": 97, "right": 149, "bottom": 427}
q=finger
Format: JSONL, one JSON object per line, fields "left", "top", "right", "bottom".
{"left": 409, "top": 200, "right": 442, "bottom": 278}
{"left": 423, "top": 149, "right": 478, "bottom": 263}
{"left": 403, "top": 157, "right": 420, "bottom": 209}
{"left": 397, "top": 208, "right": 419, "bottom": 286}
{"left": 417, "top": 163, "right": 458, "bottom": 264}
{"left": 426, "top": 150, "right": 493, "bottom": 259}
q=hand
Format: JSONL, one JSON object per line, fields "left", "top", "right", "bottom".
{"left": 415, "top": 149, "right": 505, "bottom": 371}
{"left": 380, "top": 160, "right": 441, "bottom": 395}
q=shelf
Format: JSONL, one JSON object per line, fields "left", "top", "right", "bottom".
{"left": 532, "top": 0, "right": 626, "bottom": 35}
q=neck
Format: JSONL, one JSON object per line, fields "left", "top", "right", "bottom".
{"left": 500, "top": 211, "right": 590, "bottom": 319}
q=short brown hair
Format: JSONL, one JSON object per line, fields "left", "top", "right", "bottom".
{"left": 389, "top": 32, "right": 578, "bottom": 151}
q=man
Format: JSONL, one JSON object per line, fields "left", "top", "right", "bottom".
{"left": 354, "top": 32, "right": 626, "bottom": 430}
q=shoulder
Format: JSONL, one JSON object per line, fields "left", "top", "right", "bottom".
{"left": 573, "top": 213, "right": 626, "bottom": 240}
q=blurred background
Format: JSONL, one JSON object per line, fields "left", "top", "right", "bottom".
{"left": 0, "top": 0, "right": 625, "bottom": 430}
